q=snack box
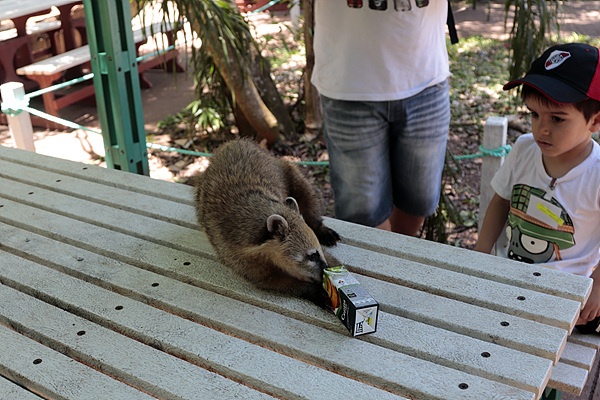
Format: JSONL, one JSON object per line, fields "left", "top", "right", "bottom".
{"left": 323, "top": 266, "right": 379, "bottom": 336}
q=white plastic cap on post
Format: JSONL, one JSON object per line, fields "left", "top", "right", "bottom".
{"left": 1, "top": 82, "right": 35, "bottom": 152}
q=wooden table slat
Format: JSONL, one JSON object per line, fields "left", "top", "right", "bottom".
{"left": 559, "top": 342, "right": 598, "bottom": 371}
{"left": 548, "top": 361, "right": 590, "bottom": 396}
{"left": 325, "top": 218, "right": 592, "bottom": 305}
{"left": 0, "top": 158, "right": 196, "bottom": 228}
{"left": 0, "top": 284, "right": 280, "bottom": 400}
{"left": 0, "top": 375, "right": 44, "bottom": 400}
{"left": 330, "top": 243, "right": 581, "bottom": 330}
{"left": 0, "top": 170, "right": 581, "bottom": 335}
{"left": 0, "top": 144, "right": 193, "bottom": 204}
{"left": 0, "top": 325, "right": 154, "bottom": 400}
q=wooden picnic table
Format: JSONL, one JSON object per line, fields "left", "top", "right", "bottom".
{"left": 0, "top": 144, "right": 595, "bottom": 400}
{"left": 0, "top": 0, "right": 82, "bottom": 88}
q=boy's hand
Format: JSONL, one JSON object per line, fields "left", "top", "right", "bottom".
{"left": 577, "top": 278, "right": 600, "bottom": 324}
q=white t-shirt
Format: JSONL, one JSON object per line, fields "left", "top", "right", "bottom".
{"left": 311, "top": 0, "right": 451, "bottom": 101}
{"left": 492, "top": 133, "right": 600, "bottom": 277}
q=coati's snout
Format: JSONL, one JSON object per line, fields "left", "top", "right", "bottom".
{"left": 304, "top": 249, "right": 329, "bottom": 283}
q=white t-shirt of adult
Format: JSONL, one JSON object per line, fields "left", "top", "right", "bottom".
{"left": 311, "top": 0, "right": 450, "bottom": 102}
{"left": 492, "top": 133, "right": 600, "bottom": 277}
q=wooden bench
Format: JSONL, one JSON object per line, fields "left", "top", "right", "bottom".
{"left": 479, "top": 116, "right": 600, "bottom": 397}
{"left": 15, "top": 22, "right": 183, "bottom": 119}
{"left": 0, "top": 19, "right": 62, "bottom": 42}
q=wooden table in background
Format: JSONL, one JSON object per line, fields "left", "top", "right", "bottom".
{"left": 0, "top": 145, "right": 594, "bottom": 400}
{"left": 0, "top": 0, "right": 81, "bottom": 87}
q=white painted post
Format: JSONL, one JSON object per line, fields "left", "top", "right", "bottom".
{"left": 478, "top": 116, "right": 508, "bottom": 234}
{"left": 1, "top": 82, "right": 35, "bottom": 152}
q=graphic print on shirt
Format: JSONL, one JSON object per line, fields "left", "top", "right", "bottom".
{"left": 506, "top": 184, "right": 575, "bottom": 263}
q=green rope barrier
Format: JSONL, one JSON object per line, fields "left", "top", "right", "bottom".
{"left": 21, "top": 105, "right": 103, "bottom": 135}
{"left": 146, "top": 142, "right": 213, "bottom": 157}
{"left": 26, "top": 73, "right": 95, "bottom": 100}
{"left": 1, "top": 99, "right": 29, "bottom": 117}
{"left": 454, "top": 144, "right": 512, "bottom": 160}
{"left": 295, "top": 160, "right": 329, "bottom": 167}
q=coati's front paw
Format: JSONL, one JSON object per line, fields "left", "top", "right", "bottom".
{"left": 304, "top": 284, "right": 332, "bottom": 310}
{"left": 316, "top": 225, "right": 341, "bottom": 247}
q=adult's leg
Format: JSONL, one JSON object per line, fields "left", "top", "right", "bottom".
{"left": 389, "top": 80, "right": 450, "bottom": 236}
{"left": 321, "top": 96, "right": 393, "bottom": 228}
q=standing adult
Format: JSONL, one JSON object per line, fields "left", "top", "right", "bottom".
{"left": 311, "top": 0, "right": 451, "bottom": 236}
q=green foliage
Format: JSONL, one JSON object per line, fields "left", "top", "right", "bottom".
{"left": 448, "top": 36, "right": 515, "bottom": 127}
{"left": 503, "top": 0, "right": 560, "bottom": 81}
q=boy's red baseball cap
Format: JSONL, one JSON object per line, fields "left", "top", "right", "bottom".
{"left": 503, "top": 43, "right": 600, "bottom": 103}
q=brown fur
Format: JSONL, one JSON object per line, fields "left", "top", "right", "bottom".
{"left": 195, "top": 138, "right": 340, "bottom": 306}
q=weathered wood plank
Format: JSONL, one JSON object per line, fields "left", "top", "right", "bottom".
{"left": 0, "top": 144, "right": 585, "bottom": 399}
{"left": 0, "top": 160, "right": 197, "bottom": 229}
{"left": 0, "top": 175, "right": 204, "bottom": 250}
{"left": 0, "top": 375, "right": 42, "bottom": 400}
{"left": 0, "top": 285, "right": 276, "bottom": 400}
{"left": 0, "top": 325, "right": 154, "bottom": 400}
{"left": 0, "top": 252, "right": 407, "bottom": 400}
{"left": 547, "top": 361, "right": 589, "bottom": 396}
{"left": 0, "top": 198, "right": 567, "bottom": 365}
{"left": 329, "top": 243, "right": 581, "bottom": 330}
{"left": 324, "top": 218, "right": 592, "bottom": 304}
{"left": 0, "top": 223, "right": 554, "bottom": 396}
{"left": 0, "top": 249, "right": 536, "bottom": 400}
{"left": 559, "top": 342, "right": 597, "bottom": 371}
{"left": 0, "top": 144, "right": 193, "bottom": 204}
{"left": 568, "top": 331, "right": 600, "bottom": 350}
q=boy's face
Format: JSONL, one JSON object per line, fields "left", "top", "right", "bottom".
{"left": 525, "top": 96, "right": 600, "bottom": 162}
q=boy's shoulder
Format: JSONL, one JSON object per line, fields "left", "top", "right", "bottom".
{"left": 511, "top": 133, "right": 538, "bottom": 155}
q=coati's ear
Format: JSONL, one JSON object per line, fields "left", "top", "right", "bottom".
{"left": 267, "top": 214, "right": 289, "bottom": 238}
{"left": 284, "top": 197, "right": 300, "bottom": 213}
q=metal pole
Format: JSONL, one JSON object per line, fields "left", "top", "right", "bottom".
{"left": 82, "top": 0, "right": 149, "bottom": 175}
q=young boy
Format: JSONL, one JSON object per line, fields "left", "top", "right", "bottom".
{"left": 475, "top": 43, "right": 600, "bottom": 329}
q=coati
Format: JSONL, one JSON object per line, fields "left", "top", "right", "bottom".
{"left": 195, "top": 138, "right": 341, "bottom": 306}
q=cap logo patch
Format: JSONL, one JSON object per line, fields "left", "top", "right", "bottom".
{"left": 545, "top": 50, "right": 571, "bottom": 70}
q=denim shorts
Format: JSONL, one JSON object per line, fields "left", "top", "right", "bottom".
{"left": 321, "top": 80, "right": 450, "bottom": 227}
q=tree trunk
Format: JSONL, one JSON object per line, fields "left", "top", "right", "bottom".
{"left": 198, "top": 25, "right": 281, "bottom": 144}
{"left": 248, "top": 47, "right": 296, "bottom": 139}
{"left": 183, "top": 1, "right": 296, "bottom": 144}
{"left": 303, "top": 0, "right": 322, "bottom": 137}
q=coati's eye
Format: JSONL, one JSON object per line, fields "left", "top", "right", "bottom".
{"left": 307, "top": 251, "right": 321, "bottom": 262}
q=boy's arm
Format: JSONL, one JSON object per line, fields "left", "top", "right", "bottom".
{"left": 474, "top": 193, "right": 510, "bottom": 254}
{"left": 578, "top": 265, "right": 600, "bottom": 324}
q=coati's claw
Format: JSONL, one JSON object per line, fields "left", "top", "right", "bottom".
{"left": 317, "top": 226, "right": 341, "bottom": 247}
{"left": 304, "top": 285, "right": 332, "bottom": 310}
